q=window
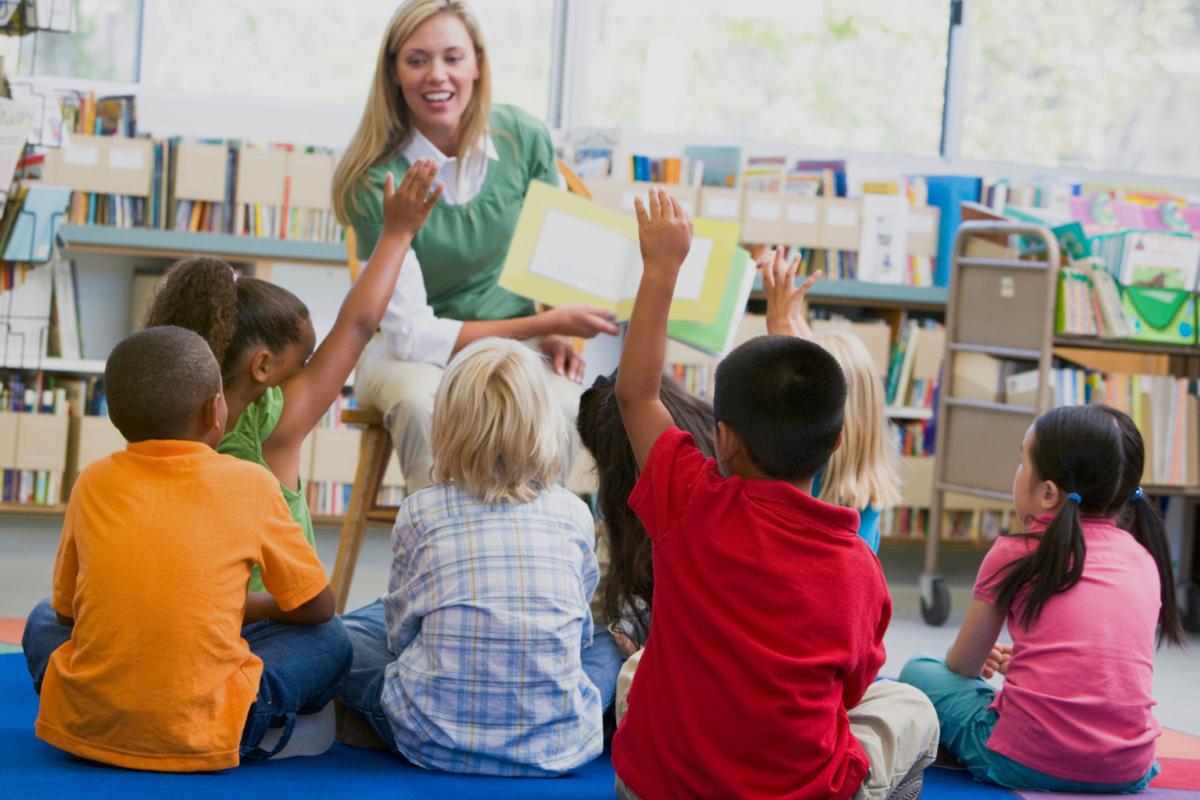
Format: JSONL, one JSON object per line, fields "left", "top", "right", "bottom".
{"left": 961, "top": 0, "right": 1200, "bottom": 174}
{"left": 575, "top": 0, "right": 950, "bottom": 156}
{"left": 8, "top": 0, "right": 140, "bottom": 81}
{"left": 138, "top": 0, "right": 555, "bottom": 117}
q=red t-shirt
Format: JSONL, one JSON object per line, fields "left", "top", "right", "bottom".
{"left": 612, "top": 427, "right": 891, "bottom": 800}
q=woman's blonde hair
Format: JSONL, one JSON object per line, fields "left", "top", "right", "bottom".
{"left": 332, "top": 0, "right": 492, "bottom": 226}
{"left": 812, "top": 332, "right": 902, "bottom": 511}
{"left": 431, "top": 338, "right": 568, "bottom": 504}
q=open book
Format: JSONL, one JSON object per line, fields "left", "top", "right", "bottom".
{"left": 499, "top": 181, "right": 742, "bottom": 324}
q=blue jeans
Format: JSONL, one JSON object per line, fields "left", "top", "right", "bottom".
{"left": 899, "top": 656, "right": 1158, "bottom": 793}
{"left": 339, "top": 599, "right": 623, "bottom": 745}
{"left": 23, "top": 597, "right": 353, "bottom": 760}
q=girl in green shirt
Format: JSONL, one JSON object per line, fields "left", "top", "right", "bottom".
{"left": 145, "top": 162, "right": 442, "bottom": 591}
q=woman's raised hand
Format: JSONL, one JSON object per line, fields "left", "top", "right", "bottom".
{"left": 381, "top": 159, "right": 445, "bottom": 239}
{"left": 540, "top": 305, "right": 620, "bottom": 339}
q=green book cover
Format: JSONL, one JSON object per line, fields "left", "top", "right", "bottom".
{"left": 666, "top": 248, "right": 754, "bottom": 355}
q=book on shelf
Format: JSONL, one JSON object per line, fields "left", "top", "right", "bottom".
{"left": 885, "top": 319, "right": 944, "bottom": 411}
{"left": 36, "top": 92, "right": 344, "bottom": 244}
{"left": 0, "top": 370, "right": 70, "bottom": 507}
{"left": 1007, "top": 366, "right": 1200, "bottom": 488}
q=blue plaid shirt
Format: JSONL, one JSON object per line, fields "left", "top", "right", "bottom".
{"left": 382, "top": 483, "right": 603, "bottom": 775}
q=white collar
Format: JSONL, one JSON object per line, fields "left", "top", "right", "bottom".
{"left": 403, "top": 127, "right": 499, "bottom": 167}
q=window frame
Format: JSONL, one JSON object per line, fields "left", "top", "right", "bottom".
{"left": 7, "top": 0, "right": 1200, "bottom": 189}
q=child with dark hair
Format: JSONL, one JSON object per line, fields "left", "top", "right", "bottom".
{"left": 145, "top": 162, "right": 442, "bottom": 590}
{"left": 21, "top": 327, "right": 351, "bottom": 770}
{"left": 611, "top": 188, "right": 938, "bottom": 800}
{"left": 901, "top": 404, "right": 1184, "bottom": 793}
{"left": 577, "top": 372, "right": 715, "bottom": 654}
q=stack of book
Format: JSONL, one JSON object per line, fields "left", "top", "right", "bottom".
{"left": 0, "top": 371, "right": 69, "bottom": 506}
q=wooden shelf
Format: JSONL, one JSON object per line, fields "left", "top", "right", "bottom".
{"left": 0, "top": 356, "right": 107, "bottom": 374}
{"left": 886, "top": 406, "right": 933, "bottom": 421}
{"left": 751, "top": 276, "right": 947, "bottom": 310}
{"left": 1053, "top": 336, "right": 1200, "bottom": 357}
{"left": 0, "top": 503, "right": 68, "bottom": 517}
{"left": 58, "top": 225, "right": 348, "bottom": 266}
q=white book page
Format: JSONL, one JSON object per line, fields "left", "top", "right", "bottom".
{"left": 619, "top": 235, "right": 715, "bottom": 302}
{"left": 528, "top": 210, "right": 637, "bottom": 303}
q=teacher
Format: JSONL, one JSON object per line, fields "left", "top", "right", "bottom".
{"left": 332, "top": 0, "right": 618, "bottom": 491}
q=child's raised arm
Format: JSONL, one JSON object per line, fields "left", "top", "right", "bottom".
{"left": 616, "top": 187, "right": 694, "bottom": 469}
{"left": 272, "top": 160, "right": 444, "bottom": 444}
{"left": 759, "top": 246, "right": 821, "bottom": 338}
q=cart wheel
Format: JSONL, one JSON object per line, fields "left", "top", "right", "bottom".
{"left": 920, "top": 576, "right": 951, "bottom": 626}
{"left": 1184, "top": 584, "right": 1200, "bottom": 634}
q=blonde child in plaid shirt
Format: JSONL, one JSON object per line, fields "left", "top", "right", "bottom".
{"left": 337, "top": 338, "right": 619, "bottom": 775}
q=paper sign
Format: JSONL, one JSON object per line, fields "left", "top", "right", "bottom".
{"left": 749, "top": 200, "right": 782, "bottom": 221}
{"left": 907, "top": 213, "right": 935, "bottom": 234}
{"left": 703, "top": 195, "right": 739, "bottom": 219}
{"left": 108, "top": 147, "right": 145, "bottom": 171}
{"left": 786, "top": 204, "right": 818, "bottom": 224}
{"left": 63, "top": 145, "right": 99, "bottom": 166}
{"left": 826, "top": 206, "right": 857, "bottom": 227}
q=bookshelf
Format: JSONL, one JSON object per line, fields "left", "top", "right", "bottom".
{"left": 58, "top": 225, "right": 349, "bottom": 268}
{"left": 751, "top": 275, "right": 947, "bottom": 311}
{"left": 924, "top": 220, "right": 1200, "bottom": 632}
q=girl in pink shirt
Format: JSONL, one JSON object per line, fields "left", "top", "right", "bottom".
{"left": 901, "top": 404, "right": 1185, "bottom": 792}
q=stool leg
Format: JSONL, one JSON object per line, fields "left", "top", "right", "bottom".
{"left": 330, "top": 426, "right": 392, "bottom": 613}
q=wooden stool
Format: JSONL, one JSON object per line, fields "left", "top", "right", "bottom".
{"left": 329, "top": 408, "right": 400, "bottom": 613}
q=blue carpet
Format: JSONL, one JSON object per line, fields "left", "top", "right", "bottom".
{"left": 0, "top": 653, "right": 1015, "bottom": 799}
{"left": 0, "top": 653, "right": 616, "bottom": 799}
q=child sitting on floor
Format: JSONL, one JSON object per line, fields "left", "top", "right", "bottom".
{"left": 337, "top": 338, "right": 617, "bottom": 776}
{"left": 759, "top": 246, "right": 901, "bottom": 551}
{"left": 144, "top": 161, "right": 441, "bottom": 591}
{"left": 611, "top": 188, "right": 938, "bottom": 800}
{"left": 901, "top": 404, "right": 1184, "bottom": 793}
{"left": 21, "top": 327, "right": 350, "bottom": 771}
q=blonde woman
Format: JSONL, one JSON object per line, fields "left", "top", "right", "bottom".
{"left": 333, "top": 0, "right": 618, "bottom": 491}
{"left": 760, "top": 247, "right": 902, "bottom": 550}
{"left": 338, "top": 339, "right": 612, "bottom": 775}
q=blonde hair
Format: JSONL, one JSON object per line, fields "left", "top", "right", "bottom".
{"left": 431, "top": 338, "right": 568, "bottom": 504}
{"left": 332, "top": 0, "right": 492, "bottom": 226}
{"left": 812, "top": 332, "right": 902, "bottom": 510}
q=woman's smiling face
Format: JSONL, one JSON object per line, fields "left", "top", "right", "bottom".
{"left": 394, "top": 11, "right": 481, "bottom": 149}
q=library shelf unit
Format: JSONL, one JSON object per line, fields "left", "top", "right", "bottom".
{"left": 923, "top": 220, "right": 1200, "bottom": 631}
{"left": 0, "top": 224, "right": 357, "bottom": 527}
{"left": 57, "top": 224, "right": 349, "bottom": 272}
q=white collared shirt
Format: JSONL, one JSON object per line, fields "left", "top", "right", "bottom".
{"left": 378, "top": 129, "right": 501, "bottom": 366}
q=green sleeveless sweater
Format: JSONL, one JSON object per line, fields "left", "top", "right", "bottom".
{"left": 346, "top": 104, "right": 555, "bottom": 322}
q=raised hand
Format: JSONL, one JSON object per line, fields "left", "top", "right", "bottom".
{"left": 634, "top": 187, "right": 693, "bottom": 279}
{"left": 381, "top": 158, "right": 445, "bottom": 239}
{"left": 540, "top": 305, "right": 620, "bottom": 338}
{"left": 758, "top": 246, "right": 821, "bottom": 338}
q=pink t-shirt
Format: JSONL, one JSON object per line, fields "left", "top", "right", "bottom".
{"left": 973, "top": 517, "right": 1161, "bottom": 784}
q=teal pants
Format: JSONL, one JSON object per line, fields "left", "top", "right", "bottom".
{"left": 899, "top": 657, "right": 1157, "bottom": 794}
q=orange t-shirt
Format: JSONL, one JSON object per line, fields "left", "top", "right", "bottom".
{"left": 36, "top": 440, "right": 329, "bottom": 772}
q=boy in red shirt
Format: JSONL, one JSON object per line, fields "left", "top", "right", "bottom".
{"left": 612, "top": 188, "right": 938, "bottom": 800}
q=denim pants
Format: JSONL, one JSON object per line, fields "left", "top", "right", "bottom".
{"left": 899, "top": 656, "right": 1158, "bottom": 793}
{"left": 23, "top": 597, "right": 353, "bottom": 760}
{"left": 338, "top": 598, "right": 624, "bottom": 745}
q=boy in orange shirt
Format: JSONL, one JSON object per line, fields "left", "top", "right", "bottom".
{"left": 21, "top": 326, "right": 351, "bottom": 771}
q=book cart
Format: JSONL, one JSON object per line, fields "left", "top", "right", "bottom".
{"left": 921, "top": 220, "right": 1200, "bottom": 631}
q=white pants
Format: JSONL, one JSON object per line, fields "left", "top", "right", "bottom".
{"left": 614, "top": 651, "right": 939, "bottom": 800}
{"left": 354, "top": 334, "right": 590, "bottom": 493}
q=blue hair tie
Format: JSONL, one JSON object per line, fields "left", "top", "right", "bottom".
{"left": 1132, "top": 487, "right": 1144, "bottom": 501}
{"left": 1066, "top": 492, "right": 1082, "bottom": 504}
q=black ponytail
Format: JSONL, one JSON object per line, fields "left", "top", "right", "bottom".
{"left": 1097, "top": 407, "right": 1185, "bottom": 648}
{"left": 995, "top": 406, "right": 1121, "bottom": 628}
